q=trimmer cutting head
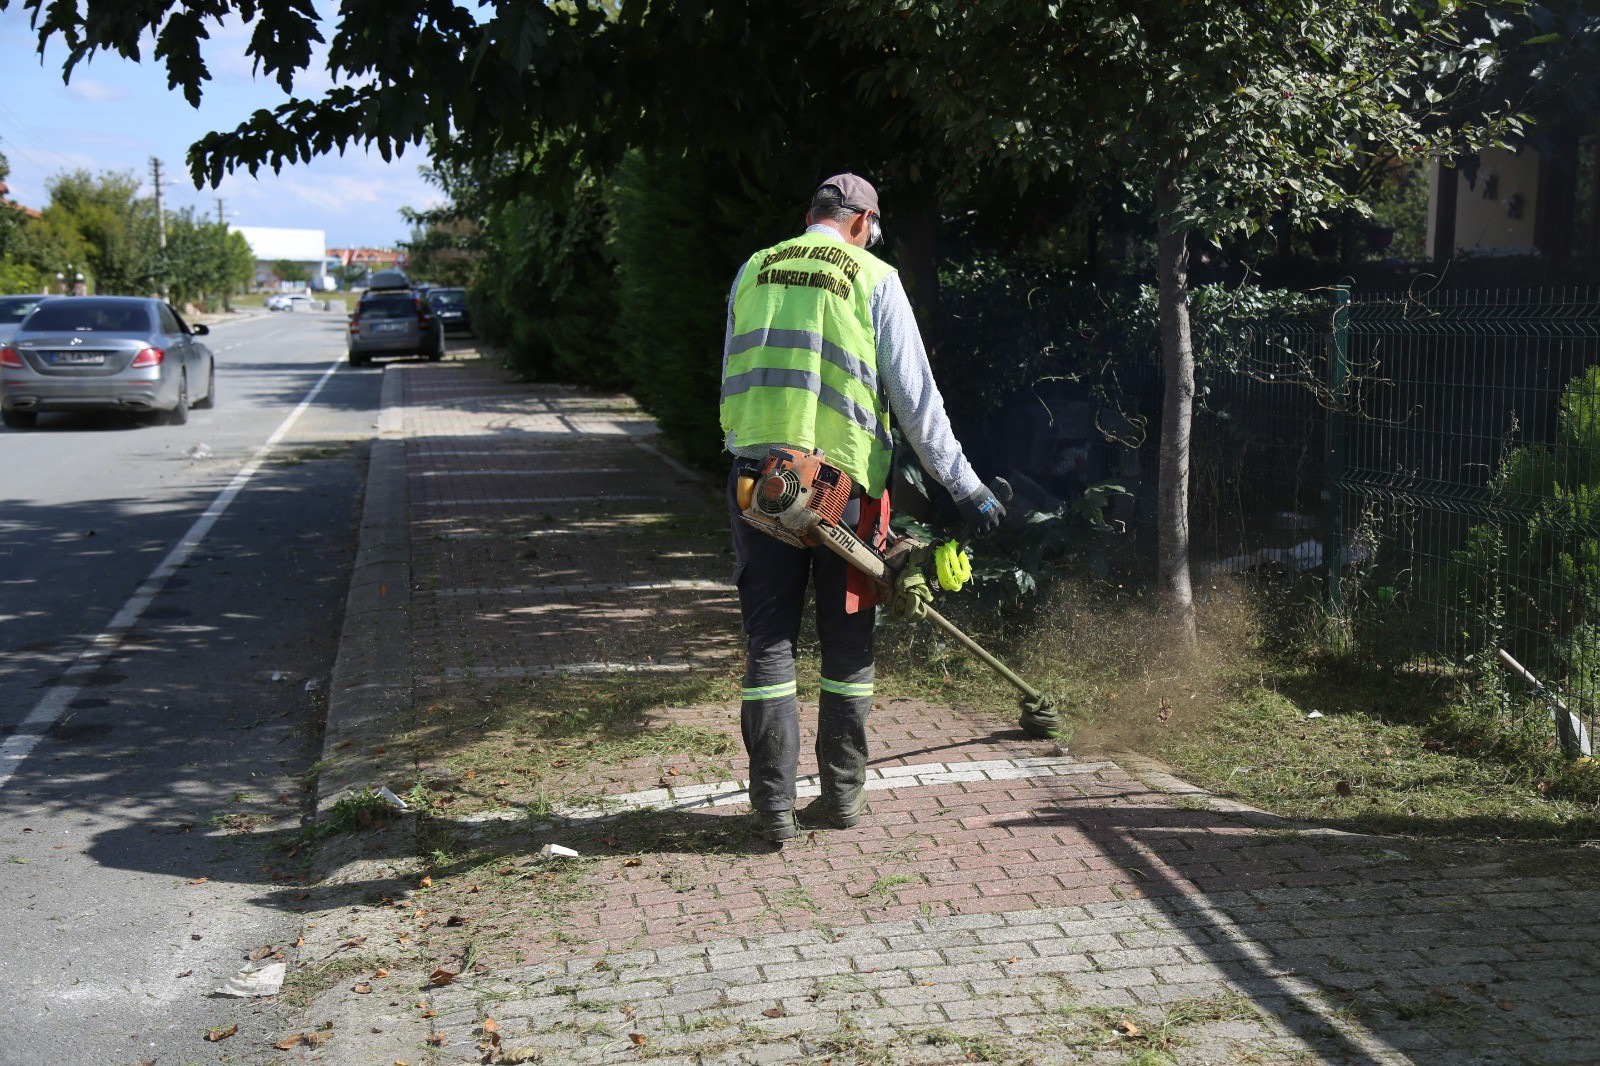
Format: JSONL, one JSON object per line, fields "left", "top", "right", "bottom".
{"left": 1018, "top": 694, "right": 1065, "bottom": 739}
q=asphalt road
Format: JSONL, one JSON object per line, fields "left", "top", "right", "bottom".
{"left": 0, "top": 310, "right": 383, "bottom": 1064}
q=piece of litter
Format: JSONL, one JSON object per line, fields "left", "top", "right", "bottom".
{"left": 377, "top": 786, "right": 409, "bottom": 811}
{"left": 215, "top": 961, "right": 285, "bottom": 997}
{"left": 304, "top": 679, "right": 320, "bottom": 692}
{"left": 185, "top": 443, "right": 213, "bottom": 460}
{"left": 1305, "top": 710, "right": 1324, "bottom": 719}
{"left": 269, "top": 671, "right": 287, "bottom": 682}
{"left": 539, "top": 844, "right": 580, "bottom": 859}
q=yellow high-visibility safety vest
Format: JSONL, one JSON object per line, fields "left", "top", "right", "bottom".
{"left": 721, "top": 234, "right": 896, "bottom": 496}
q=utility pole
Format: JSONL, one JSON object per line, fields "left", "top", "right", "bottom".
{"left": 216, "top": 196, "right": 226, "bottom": 227}
{"left": 149, "top": 157, "right": 167, "bottom": 250}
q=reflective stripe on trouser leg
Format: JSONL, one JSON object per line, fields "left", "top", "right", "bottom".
{"left": 812, "top": 517, "right": 875, "bottom": 803}
{"left": 817, "top": 666, "right": 873, "bottom": 800}
{"left": 741, "top": 651, "right": 800, "bottom": 814}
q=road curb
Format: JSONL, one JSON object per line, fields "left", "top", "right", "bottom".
{"left": 316, "top": 365, "right": 412, "bottom": 810}
{"left": 292, "top": 365, "right": 433, "bottom": 1063}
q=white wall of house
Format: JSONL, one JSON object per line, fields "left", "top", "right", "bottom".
{"left": 1427, "top": 147, "right": 1542, "bottom": 258}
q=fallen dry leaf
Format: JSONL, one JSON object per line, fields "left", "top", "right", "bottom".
{"left": 1115, "top": 1019, "right": 1142, "bottom": 1038}
{"left": 628, "top": 1033, "right": 647, "bottom": 1046}
{"left": 294, "top": 935, "right": 304, "bottom": 948}
{"left": 762, "top": 1007, "right": 786, "bottom": 1019}
{"left": 1335, "top": 780, "right": 1353, "bottom": 797}
{"left": 420, "top": 875, "right": 433, "bottom": 888}
{"left": 623, "top": 858, "right": 643, "bottom": 868}
{"left": 426, "top": 1033, "right": 446, "bottom": 1047}
{"left": 446, "top": 915, "right": 466, "bottom": 927}
{"left": 499, "top": 1049, "right": 539, "bottom": 1065}
{"left": 274, "top": 1034, "right": 307, "bottom": 1050}
{"left": 336, "top": 739, "right": 354, "bottom": 749}
{"left": 206, "top": 1024, "right": 238, "bottom": 1042}
{"left": 665, "top": 767, "right": 681, "bottom": 776}
{"left": 1006, "top": 957, "right": 1019, "bottom": 964}
{"left": 303, "top": 1031, "right": 332, "bottom": 1048}
{"left": 341, "top": 936, "right": 367, "bottom": 948}
{"left": 373, "top": 746, "right": 386, "bottom": 755}
{"left": 464, "top": 770, "right": 477, "bottom": 779}
{"left": 374, "top": 967, "right": 390, "bottom": 978}
{"left": 248, "top": 945, "right": 276, "bottom": 962}
{"left": 352, "top": 982, "right": 373, "bottom": 994}
{"left": 619, "top": 1005, "right": 636, "bottom": 1018}
{"left": 467, "top": 884, "right": 482, "bottom": 894}
{"left": 188, "top": 877, "right": 209, "bottom": 885}
{"left": 428, "top": 968, "right": 459, "bottom": 986}
{"left": 602, "top": 835, "right": 619, "bottom": 847}
{"left": 482, "top": 1017, "right": 500, "bottom": 1034}
{"left": 1498, "top": 998, "right": 1515, "bottom": 1011}
{"left": 419, "top": 1010, "right": 437, "bottom": 1019}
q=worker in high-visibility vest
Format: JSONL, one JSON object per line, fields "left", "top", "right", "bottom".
{"left": 721, "top": 173, "right": 1005, "bottom": 844}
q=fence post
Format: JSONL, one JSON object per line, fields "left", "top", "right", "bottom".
{"left": 1325, "top": 286, "right": 1350, "bottom": 613}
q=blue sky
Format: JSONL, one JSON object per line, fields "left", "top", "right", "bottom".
{"left": 0, "top": 8, "right": 444, "bottom": 249}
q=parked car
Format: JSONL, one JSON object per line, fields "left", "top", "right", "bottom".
{"left": 365, "top": 269, "right": 412, "bottom": 292}
{"left": 347, "top": 290, "right": 444, "bottom": 367}
{"left": 266, "top": 293, "right": 315, "bottom": 311}
{"left": 0, "top": 294, "right": 53, "bottom": 346}
{"left": 425, "top": 288, "right": 471, "bottom": 334}
{"left": 0, "top": 296, "right": 216, "bottom": 429}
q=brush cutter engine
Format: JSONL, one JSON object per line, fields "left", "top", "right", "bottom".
{"left": 741, "top": 448, "right": 855, "bottom": 549}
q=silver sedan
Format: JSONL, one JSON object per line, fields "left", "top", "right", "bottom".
{"left": 0, "top": 296, "right": 216, "bottom": 429}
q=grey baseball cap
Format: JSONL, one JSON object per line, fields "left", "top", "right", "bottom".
{"left": 817, "top": 173, "right": 879, "bottom": 216}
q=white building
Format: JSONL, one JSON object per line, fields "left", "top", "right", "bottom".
{"left": 231, "top": 225, "right": 333, "bottom": 291}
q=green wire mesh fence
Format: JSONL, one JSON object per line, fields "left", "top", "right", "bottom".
{"left": 1190, "top": 286, "right": 1600, "bottom": 756}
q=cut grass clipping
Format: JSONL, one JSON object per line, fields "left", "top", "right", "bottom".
{"left": 412, "top": 673, "right": 740, "bottom": 818}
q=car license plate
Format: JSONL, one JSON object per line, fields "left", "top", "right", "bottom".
{"left": 46, "top": 351, "right": 106, "bottom": 365}
{"left": 374, "top": 322, "right": 406, "bottom": 333}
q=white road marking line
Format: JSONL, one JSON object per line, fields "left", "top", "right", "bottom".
{"left": 412, "top": 468, "right": 627, "bottom": 477}
{"left": 453, "top": 757, "right": 1117, "bottom": 824}
{"left": 413, "top": 495, "right": 667, "bottom": 507}
{"left": 424, "top": 579, "right": 729, "bottom": 598}
{"left": 0, "top": 359, "right": 346, "bottom": 791}
{"left": 427, "top": 658, "right": 718, "bottom": 682}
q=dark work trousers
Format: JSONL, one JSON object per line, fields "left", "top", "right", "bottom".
{"left": 727, "top": 462, "right": 876, "bottom": 814}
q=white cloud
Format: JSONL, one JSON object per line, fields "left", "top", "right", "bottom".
{"left": 65, "top": 77, "right": 129, "bottom": 103}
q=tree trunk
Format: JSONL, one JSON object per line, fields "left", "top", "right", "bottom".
{"left": 890, "top": 183, "right": 942, "bottom": 351}
{"left": 1155, "top": 210, "right": 1198, "bottom": 647}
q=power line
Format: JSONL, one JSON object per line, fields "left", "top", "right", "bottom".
{"left": 0, "top": 100, "right": 81, "bottom": 171}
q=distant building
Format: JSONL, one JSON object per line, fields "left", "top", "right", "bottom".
{"left": 1426, "top": 137, "right": 1600, "bottom": 261}
{"left": 231, "top": 225, "right": 331, "bottom": 290}
{"left": 328, "top": 247, "right": 408, "bottom": 282}
{"left": 0, "top": 181, "right": 42, "bottom": 220}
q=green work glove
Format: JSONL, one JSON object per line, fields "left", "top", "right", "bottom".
{"left": 890, "top": 569, "right": 933, "bottom": 620}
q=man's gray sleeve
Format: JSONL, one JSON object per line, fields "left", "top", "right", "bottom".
{"left": 873, "top": 272, "right": 983, "bottom": 501}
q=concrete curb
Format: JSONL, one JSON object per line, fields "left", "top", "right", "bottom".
{"left": 315, "top": 366, "right": 412, "bottom": 812}
{"left": 292, "top": 365, "right": 432, "bottom": 1063}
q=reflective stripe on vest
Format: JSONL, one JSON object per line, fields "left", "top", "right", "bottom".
{"left": 726, "top": 326, "right": 880, "bottom": 399}
{"left": 720, "top": 369, "right": 892, "bottom": 451}
{"left": 721, "top": 234, "right": 896, "bottom": 494}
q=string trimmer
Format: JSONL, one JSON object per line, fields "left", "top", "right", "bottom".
{"left": 738, "top": 447, "right": 1063, "bottom": 738}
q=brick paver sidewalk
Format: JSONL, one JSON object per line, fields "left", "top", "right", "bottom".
{"left": 393, "top": 361, "right": 1600, "bottom": 1065}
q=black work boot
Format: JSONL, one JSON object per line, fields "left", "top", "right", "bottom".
{"left": 750, "top": 808, "right": 797, "bottom": 843}
{"left": 800, "top": 788, "right": 866, "bottom": 829}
